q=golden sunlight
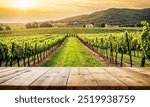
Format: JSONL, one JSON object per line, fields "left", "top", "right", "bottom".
{"left": 0, "top": 0, "right": 150, "bottom": 23}
{"left": 13, "top": 0, "right": 32, "bottom": 9}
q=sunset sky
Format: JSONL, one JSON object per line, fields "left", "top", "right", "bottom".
{"left": 0, "top": 0, "right": 150, "bottom": 23}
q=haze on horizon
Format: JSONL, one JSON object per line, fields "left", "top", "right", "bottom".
{"left": 0, "top": 0, "right": 150, "bottom": 23}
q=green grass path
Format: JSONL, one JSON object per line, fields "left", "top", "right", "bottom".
{"left": 42, "top": 37, "right": 103, "bottom": 67}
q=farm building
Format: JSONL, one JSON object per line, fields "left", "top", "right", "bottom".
{"left": 85, "top": 24, "right": 94, "bottom": 28}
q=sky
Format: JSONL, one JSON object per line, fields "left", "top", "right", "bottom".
{"left": 0, "top": 0, "right": 150, "bottom": 23}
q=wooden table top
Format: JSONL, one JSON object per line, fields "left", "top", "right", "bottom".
{"left": 0, "top": 67, "right": 150, "bottom": 90}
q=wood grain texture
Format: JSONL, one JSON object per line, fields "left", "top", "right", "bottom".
{"left": 126, "top": 67, "right": 150, "bottom": 76}
{"left": 102, "top": 67, "right": 150, "bottom": 90}
{"left": 67, "top": 68, "right": 100, "bottom": 90}
{"left": 0, "top": 67, "right": 29, "bottom": 78}
{"left": 87, "top": 67, "right": 128, "bottom": 90}
{"left": 0, "top": 67, "right": 150, "bottom": 90}
{"left": 0, "top": 67, "right": 51, "bottom": 90}
{"left": 0, "top": 68, "right": 17, "bottom": 73}
{"left": 30, "top": 67, "right": 70, "bottom": 90}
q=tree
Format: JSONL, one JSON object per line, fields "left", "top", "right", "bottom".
{"left": 83, "top": 25, "right": 86, "bottom": 27}
{"left": 135, "top": 23, "right": 143, "bottom": 27}
{"left": 101, "top": 23, "right": 105, "bottom": 27}
{"left": 5, "top": 26, "right": 11, "bottom": 30}
{"left": 0, "top": 26, "right": 3, "bottom": 31}
{"left": 26, "top": 23, "right": 32, "bottom": 29}
{"left": 39, "top": 22, "right": 53, "bottom": 28}
{"left": 32, "top": 22, "right": 38, "bottom": 28}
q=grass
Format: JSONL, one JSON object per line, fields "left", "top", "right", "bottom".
{"left": 116, "top": 52, "right": 150, "bottom": 67}
{"left": 98, "top": 48, "right": 150, "bottom": 67}
{"left": 42, "top": 37, "right": 103, "bottom": 67}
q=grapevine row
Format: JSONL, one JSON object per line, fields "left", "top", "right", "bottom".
{"left": 0, "top": 35, "right": 66, "bottom": 67}
{"left": 77, "top": 21, "right": 150, "bottom": 67}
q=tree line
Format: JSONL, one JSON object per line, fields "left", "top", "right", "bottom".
{"left": 0, "top": 25, "right": 11, "bottom": 31}
{"left": 26, "top": 21, "right": 53, "bottom": 29}
{"left": 98, "top": 23, "right": 144, "bottom": 27}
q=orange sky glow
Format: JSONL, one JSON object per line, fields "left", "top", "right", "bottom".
{"left": 0, "top": 0, "right": 150, "bottom": 23}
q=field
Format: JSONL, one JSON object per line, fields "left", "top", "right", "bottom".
{"left": 0, "top": 26, "right": 150, "bottom": 67}
{"left": 2, "top": 23, "right": 26, "bottom": 30}
{"left": 0, "top": 27, "right": 142, "bottom": 36}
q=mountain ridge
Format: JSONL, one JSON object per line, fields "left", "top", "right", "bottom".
{"left": 55, "top": 8, "right": 150, "bottom": 26}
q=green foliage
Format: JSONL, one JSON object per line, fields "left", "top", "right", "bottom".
{"left": 0, "top": 43, "right": 4, "bottom": 60}
{"left": 0, "top": 35, "right": 66, "bottom": 67}
{"left": 57, "top": 8, "right": 150, "bottom": 26}
{"left": 5, "top": 26, "right": 11, "bottom": 30}
{"left": 78, "top": 30, "right": 150, "bottom": 66}
{"left": 141, "top": 21, "right": 150, "bottom": 59}
{"left": 0, "top": 26, "right": 3, "bottom": 31}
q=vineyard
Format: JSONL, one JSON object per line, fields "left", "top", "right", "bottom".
{"left": 0, "top": 22, "right": 150, "bottom": 67}
{"left": 0, "top": 35, "right": 66, "bottom": 67}
{"left": 0, "top": 27, "right": 142, "bottom": 37}
{"left": 78, "top": 22, "right": 150, "bottom": 67}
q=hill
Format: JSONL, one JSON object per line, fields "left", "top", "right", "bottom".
{"left": 55, "top": 8, "right": 150, "bottom": 26}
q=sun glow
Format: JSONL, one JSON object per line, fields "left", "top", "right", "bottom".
{"left": 13, "top": 0, "right": 32, "bottom": 9}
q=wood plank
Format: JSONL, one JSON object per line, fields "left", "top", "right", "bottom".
{"left": 102, "top": 67, "right": 150, "bottom": 90}
{"left": 137, "top": 68, "right": 150, "bottom": 76}
{"left": 30, "top": 67, "right": 70, "bottom": 90}
{"left": 0, "top": 67, "right": 51, "bottom": 90}
{"left": 67, "top": 67, "right": 99, "bottom": 90}
{"left": 0, "top": 68, "right": 31, "bottom": 84}
{"left": 141, "top": 67, "right": 150, "bottom": 71}
{"left": 87, "top": 67, "right": 128, "bottom": 90}
{"left": 0, "top": 67, "right": 29, "bottom": 78}
{"left": 0, "top": 68, "right": 4, "bottom": 70}
{"left": 0, "top": 68, "right": 17, "bottom": 73}
{"left": 119, "top": 68, "right": 150, "bottom": 82}
{"left": 48, "top": 67, "right": 70, "bottom": 90}
{"left": 0, "top": 67, "right": 149, "bottom": 90}
{"left": 125, "top": 67, "right": 150, "bottom": 76}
